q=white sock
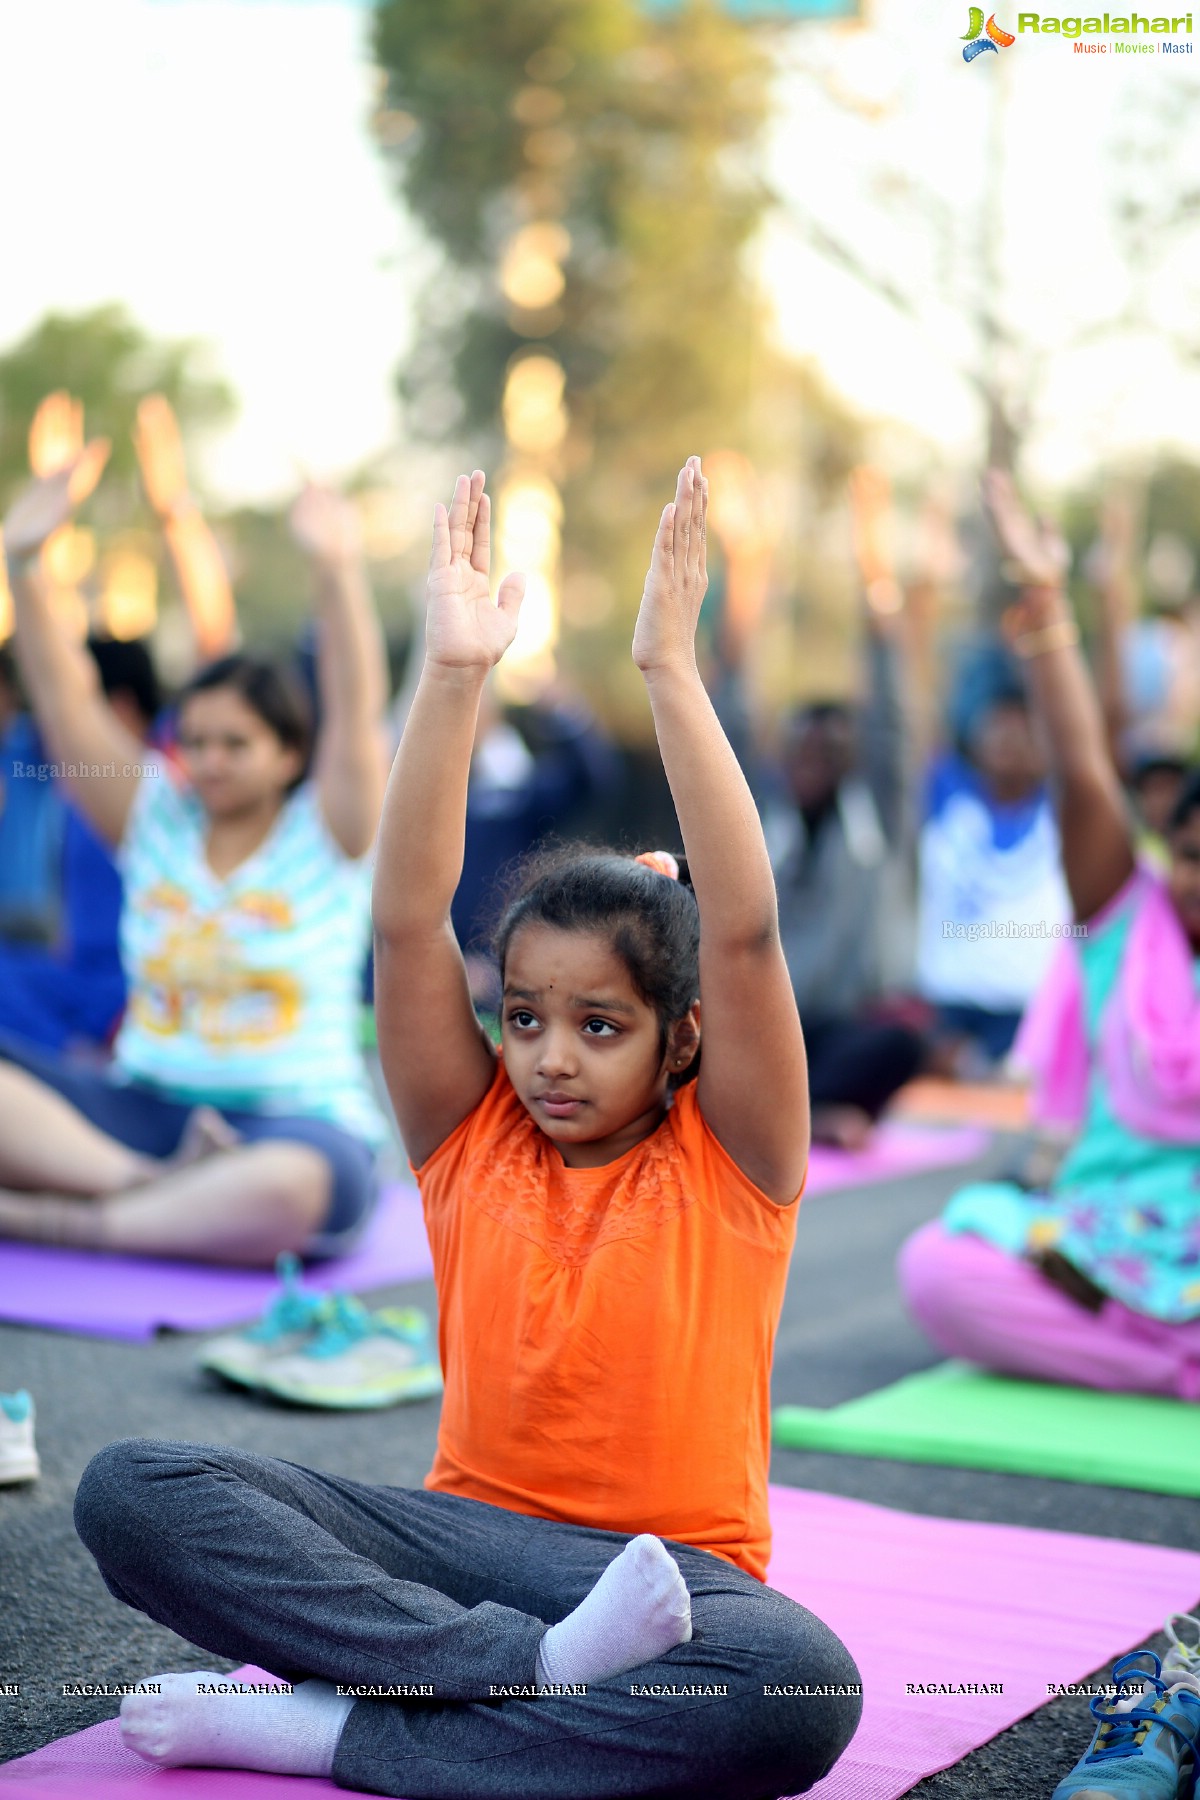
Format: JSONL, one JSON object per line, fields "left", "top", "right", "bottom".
{"left": 120, "top": 1672, "right": 353, "bottom": 1775}
{"left": 535, "top": 1536, "right": 692, "bottom": 1688}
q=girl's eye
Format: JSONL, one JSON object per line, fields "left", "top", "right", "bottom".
{"left": 582, "top": 1018, "right": 618, "bottom": 1037}
{"left": 508, "top": 1010, "right": 538, "bottom": 1030}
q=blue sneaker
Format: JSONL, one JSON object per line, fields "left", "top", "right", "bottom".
{"left": 256, "top": 1296, "right": 443, "bottom": 1410}
{"left": 197, "top": 1254, "right": 328, "bottom": 1389}
{"left": 1051, "top": 1651, "right": 1200, "bottom": 1798}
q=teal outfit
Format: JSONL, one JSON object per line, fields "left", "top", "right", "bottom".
{"left": 942, "top": 889, "right": 1200, "bottom": 1323}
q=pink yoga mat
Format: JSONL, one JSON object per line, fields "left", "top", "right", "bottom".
{"left": 0, "top": 1182, "right": 432, "bottom": 1343}
{"left": 803, "top": 1123, "right": 987, "bottom": 1197}
{"left": 4, "top": 1484, "right": 1198, "bottom": 1799}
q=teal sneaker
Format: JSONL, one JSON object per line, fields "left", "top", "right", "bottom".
{"left": 0, "top": 1390, "right": 39, "bottom": 1484}
{"left": 197, "top": 1254, "right": 328, "bottom": 1390}
{"left": 256, "top": 1296, "right": 443, "bottom": 1410}
{"left": 1051, "top": 1651, "right": 1200, "bottom": 1799}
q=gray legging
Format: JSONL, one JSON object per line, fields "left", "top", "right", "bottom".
{"left": 74, "top": 1439, "right": 862, "bottom": 1800}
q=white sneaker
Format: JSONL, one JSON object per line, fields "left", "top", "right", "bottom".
{"left": 0, "top": 1391, "right": 40, "bottom": 1483}
{"left": 1163, "top": 1613, "right": 1200, "bottom": 1693}
{"left": 257, "top": 1298, "right": 443, "bottom": 1410}
{"left": 197, "top": 1253, "right": 327, "bottom": 1390}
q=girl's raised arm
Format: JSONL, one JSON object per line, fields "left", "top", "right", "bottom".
{"left": 372, "top": 471, "right": 525, "bottom": 1168}
{"left": 635, "top": 457, "right": 809, "bottom": 1204}
{"left": 984, "top": 470, "right": 1136, "bottom": 922}
{"left": 3, "top": 445, "right": 149, "bottom": 849}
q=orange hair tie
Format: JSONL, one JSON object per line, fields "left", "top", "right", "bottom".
{"left": 635, "top": 850, "right": 680, "bottom": 880}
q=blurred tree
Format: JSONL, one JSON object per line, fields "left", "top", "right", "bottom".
{"left": 372, "top": 0, "right": 861, "bottom": 733}
{"left": 0, "top": 305, "right": 235, "bottom": 508}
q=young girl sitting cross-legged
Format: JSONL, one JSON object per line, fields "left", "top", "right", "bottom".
{"left": 73, "top": 458, "right": 862, "bottom": 1800}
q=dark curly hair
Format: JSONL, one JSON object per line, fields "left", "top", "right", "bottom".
{"left": 493, "top": 846, "right": 701, "bottom": 1085}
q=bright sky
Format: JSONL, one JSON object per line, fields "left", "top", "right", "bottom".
{"left": 2, "top": 0, "right": 1198, "bottom": 504}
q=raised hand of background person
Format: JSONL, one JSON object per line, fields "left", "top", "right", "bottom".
{"left": 2, "top": 436, "right": 147, "bottom": 850}
{"left": 849, "top": 464, "right": 902, "bottom": 619}
{"left": 986, "top": 470, "right": 1134, "bottom": 920}
{"left": 984, "top": 469, "right": 1070, "bottom": 632}
{"left": 28, "top": 391, "right": 85, "bottom": 479}
{"left": 1094, "top": 489, "right": 1138, "bottom": 590}
{"left": 3, "top": 443, "right": 110, "bottom": 565}
{"left": 23, "top": 393, "right": 95, "bottom": 642}
{"left": 425, "top": 471, "right": 525, "bottom": 671}
{"left": 288, "top": 482, "right": 362, "bottom": 572}
{"left": 633, "top": 456, "right": 708, "bottom": 674}
{"left": 133, "top": 395, "right": 191, "bottom": 520}
{"left": 134, "top": 395, "right": 236, "bottom": 662}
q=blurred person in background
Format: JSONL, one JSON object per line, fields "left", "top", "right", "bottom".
{"left": 0, "top": 634, "right": 160, "bottom": 1056}
{"left": 0, "top": 642, "right": 65, "bottom": 946}
{"left": 0, "top": 435, "right": 391, "bottom": 1267}
{"left": 900, "top": 473, "right": 1200, "bottom": 1401}
{"left": 915, "top": 636, "right": 1071, "bottom": 1072}
{"left": 766, "top": 468, "right": 923, "bottom": 1148}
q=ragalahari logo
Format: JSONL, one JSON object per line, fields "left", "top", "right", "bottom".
{"left": 962, "top": 6, "right": 1017, "bottom": 55}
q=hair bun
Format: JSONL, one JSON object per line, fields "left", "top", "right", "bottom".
{"left": 635, "top": 850, "right": 680, "bottom": 881}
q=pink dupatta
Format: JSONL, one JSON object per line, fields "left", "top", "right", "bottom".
{"left": 1013, "top": 869, "right": 1200, "bottom": 1145}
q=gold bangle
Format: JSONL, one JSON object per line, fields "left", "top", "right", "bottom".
{"left": 1013, "top": 619, "right": 1079, "bottom": 659}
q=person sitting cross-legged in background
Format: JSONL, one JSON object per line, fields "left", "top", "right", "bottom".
{"left": 0, "top": 437, "right": 391, "bottom": 1267}
{"left": 900, "top": 472, "right": 1200, "bottom": 1403}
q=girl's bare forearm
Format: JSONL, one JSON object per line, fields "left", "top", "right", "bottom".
{"left": 1022, "top": 621, "right": 1120, "bottom": 795}
{"left": 162, "top": 508, "right": 237, "bottom": 661}
{"left": 372, "top": 660, "right": 487, "bottom": 938}
{"left": 9, "top": 565, "right": 103, "bottom": 754}
{"left": 1018, "top": 607, "right": 1135, "bottom": 915}
{"left": 314, "top": 559, "right": 387, "bottom": 732}
{"left": 642, "top": 660, "right": 778, "bottom": 946}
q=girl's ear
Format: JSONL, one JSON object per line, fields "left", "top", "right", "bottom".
{"left": 667, "top": 1001, "right": 701, "bottom": 1071}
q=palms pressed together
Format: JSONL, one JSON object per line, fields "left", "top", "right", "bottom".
{"left": 426, "top": 470, "right": 525, "bottom": 671}
{"left": 633, "top": 456, "right": 709, "bottom": 674}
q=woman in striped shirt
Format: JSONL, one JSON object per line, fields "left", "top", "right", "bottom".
{"left": 0, "top": 444, "right": 390, "bottom": 1265}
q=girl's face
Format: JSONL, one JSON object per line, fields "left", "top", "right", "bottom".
{"left": 501, "top": 922, "right": 699, "bottom": 1169}
{"left": 1167, "top": 811, "right": 1200, "bottom": 950}
{"left": 176, "top": 687, "right": 303, "bottom": 821}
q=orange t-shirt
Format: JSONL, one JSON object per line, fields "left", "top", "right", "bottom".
{"left": 416, "top": 1057, "right": 801, "bottom": 1582}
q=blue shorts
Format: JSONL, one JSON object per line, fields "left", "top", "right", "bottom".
{"left": 0, "top": 1031, "right": 380, "bottom": 1259}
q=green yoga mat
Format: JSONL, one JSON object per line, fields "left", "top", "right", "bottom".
{"left": 773, "top": 1361, "right": 1200, "bottom": 1495}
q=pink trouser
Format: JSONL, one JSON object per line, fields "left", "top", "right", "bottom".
{"left": 898, "top": 1220, "right": 1200, "bottom": 1402}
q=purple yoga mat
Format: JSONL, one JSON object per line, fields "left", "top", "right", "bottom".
{"left": 0, "top": 1181, "right": 432, "bottom": 1343}
{"left": 4, "top": 1484, "right": 1199, "bottom": 1799}
{"left": 0, "top": 1124, "right": 986, "bottom": 1343}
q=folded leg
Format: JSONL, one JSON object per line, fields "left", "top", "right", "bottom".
{"left": 899, "top": 1220, "right": 1200, "bottom": 1400}
{"left": 75, "top": 1438, "right": 861, "bottom": 1798}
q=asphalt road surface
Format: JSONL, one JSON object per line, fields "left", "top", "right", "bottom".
{"left": 2, "top": 1139, "right": 1196, "bottom": 1796}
